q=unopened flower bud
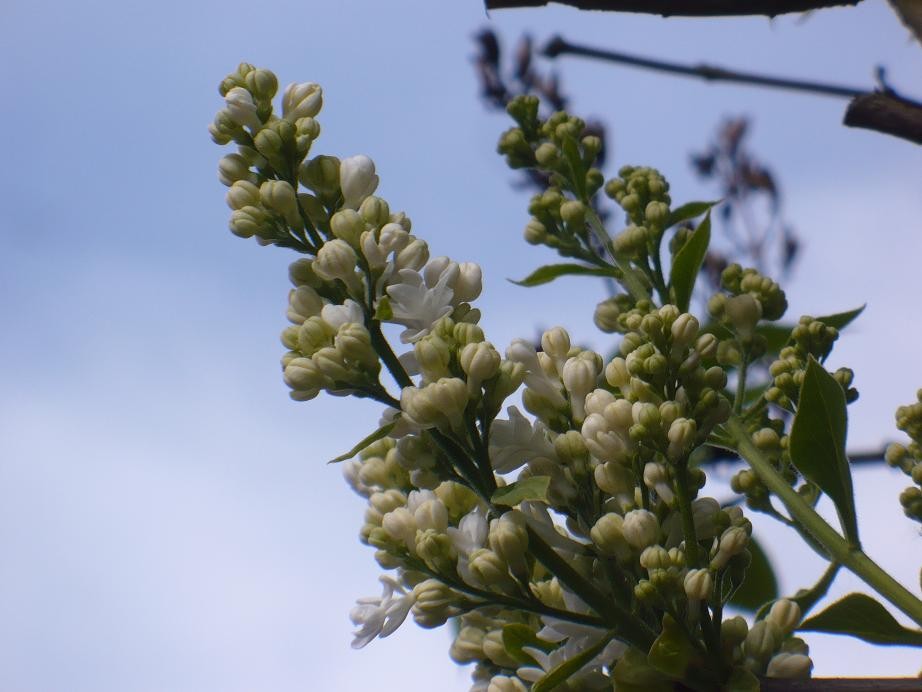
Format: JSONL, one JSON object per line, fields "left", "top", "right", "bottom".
{"left": 412, "top": 579, "right": 458, "bottom": 629}
{"left": 684, "top": 569, "right": 714, "bottom": 600}
{"left": 487, "top": 675, "right": 527, "bottom": 692}
{"left": 560, "top": 200, "right": 586, "bottom": 226}
{"left": 622, "top": 509, "right": 660, "bottom": 550}
{"left": 744, "top": 620, "right": 780, "bottom": 664}
{"left": 460, "top": 341, "right": 501, "bottom": 386}
{"left": 489, "top": 511, "right": 529, "bottom": 578}
{"left": 450, "top": 627, "right": 485, "bottom": 663}
{"left": 667, "top": 418, "right": 697, "bottom": 461}
{"left": 340, "top": 155, "right": 379, "bottom": 209}
{"left": 726, "top": 293, "right": 763, "bottom": 334}
{"left": 359, "top": 196, "right": 391, "bottom": 228}
{"left": 314, "top": 239, "right": 357, "bottom": 282}
{"left": 299, "top": 155, "right": 341, "bottom": 197}
{"left": 330, "top": 209, "right": 366, "bottom": 246}
{"left": 282, "top": 81, "right": 322, "bottom": 121}
{"left": 671, "top": 313, "right": 699, "bottom": 349}
{"left": 395, "top": 239, "right": 430, "bottom": 271}
{"left": 224, "top": 86, "right": 262, "bottom": 130}
{"left": 767, "top": 599, "right": 802, "bottom": 635}
{"left": 594, "top": 460, "right": 634, "bottom": 496}
{"left": 260, "top": 180, "right": 300, "bottom": 225}
{"left": 590, "top": 513, "right": 631, "bottom": 561}
{"left": 226, "top": 180, "right": 261, "bottom": 209}
{"left": 766, "top": 652, "right": 813, "bottom": 679}
{"left": 229, "top": 205, "right": 269, "bottom": 239}
{"left": 218, "top": 153, "right": 253, "bottom": 187}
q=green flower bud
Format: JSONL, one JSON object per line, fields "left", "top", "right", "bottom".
{"left": 330, "top": 209, "right": 366, "bottom": 247}
{"left": 560, "top": 200, "right": 586, "bottom": 227}
{"left": 590, "top": 513, "right": 631, "bottom": 561}
{"left": 744, "top": 620, "right": 781, "bottom": 665}
{"left": 721, "top": 615, "right": 749, "bottom": 647}
{"left": 684, "top": 568, "right": 714, "bottom": 600}
{"left": 523, "top": 218, "right": 548, "bottom": 245}
{"left": 299, "top": 155, "right": 341, "bottom": 198}
{"left": 534, "top": 142, "right": 559, "bottom": 167}
{"left": 218, "top": 153, "right": 254, "bottom": 187}
{"left": 313, "top": 239, "right": 357, "bottom": 282}
{"left": 359, "top": 196, "right": 390, "bottom": 228}
{"left": 244, "top": 68, "right": 278, "bottom": 101}
{"left": 226, "top": 180, "right": 261, "bottom": 210}
{"left": 767, "top": 599, "right": 802, "bottom": 636}
{"left": 726, "top": 293, "right": 763, "bottom": 335}
{"left": 639, "top": 545, "right": 670, "bottom": 570}
{"left": 622, "top": 509, "right": 660, "bottom": 550}
{"left": 450, "top": 626, "right": 485, "bottom": 664}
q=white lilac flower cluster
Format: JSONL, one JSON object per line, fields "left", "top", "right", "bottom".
{"left": 212, "top": 66, "right": 922, "bottom": 691}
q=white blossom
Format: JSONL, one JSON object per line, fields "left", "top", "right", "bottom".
{"left": 386, "top": 267, "right": 455, "bottom": 343}
{"left": 321, "top": 299, "right": 364, "bottom": 330}
{"left": 488, "top": 406, "right": 555, "bottom": 474}
{"left": 350, "top": 575, "right": 416, "bottom": 649}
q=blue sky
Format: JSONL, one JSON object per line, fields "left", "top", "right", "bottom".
{"left": 2, "top": 1, "right": 921, "bottom": 690}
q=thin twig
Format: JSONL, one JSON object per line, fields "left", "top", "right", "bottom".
{"left": 485, "top": 0, "right": 863, "bottom": 17}
{"left": 543, "top": 36, "right": 866, "bottom": 99}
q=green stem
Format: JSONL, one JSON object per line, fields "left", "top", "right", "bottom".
{"left": 673, "top": 459, "right": 701, "bottom": 567}
{"left": 586, "top": 210, "right": 651, "bottom": 303}
{"left": 727, "top": 415, "right": 922, "bottom": 627}
{"left": 733, "top": 349, "right": 749, "bottom": 414}
{"left": 527, "top": 527, "right": 658, "bottom": 650}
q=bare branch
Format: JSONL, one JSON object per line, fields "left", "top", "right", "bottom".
{"left": 485, "top": 0, "right": 863, "bottom": 17}
{"left": 543, "top": 36, "right": 866, "bottom": 99}
{"left": 845, "top": 92, "right": 922, "bottom": 145}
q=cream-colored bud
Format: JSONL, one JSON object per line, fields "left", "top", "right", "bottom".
{"left": 412, "top": 579, "right": 458, "bottom": 629}
{"left": 622, "top": 509, "right": 660, "bottom": 550}
{"left": 560, "top": 200, "right": 586, "bottom": 226}
{"left": 684, "top": 569, "right": 714, "bottom": 600}
{"left": 562, "top": 355, "right": 600, "bottom": 420}
{"left": 594, "top": 460, "right": 633, "bottom": 496}
{"left": 639, "top": 545, "right": 670, "bottom": 570}
{"left": 488, "top": 675, "right": 528, "bottom": 692}
{"left": 590, "top": 513, "right": 631, "bottom": 561}
{"left": 381, "top": 506, "right": 417, "bottom": 550}
{"left": 226, "top": 180, "right": 261, "bottom": 209}
{"left": 766, "top": 652, "right": 812, "bottom": 679}
{"left": 395, "top": 239, "right": 430, "bottom": 271}
{"left": 313, "top": 239, "right": 357, "bottom": 282}
{"left": 414, "top": 498, "right": 448, "bottom": 533}
{"left": 454, "top": 262, "right": 483, "bottom": 303}
{"left": 450, "top": 627, "right": 485, "bottom": 663}
{"left": 297, "top": 316, "right": 334, "bottom": 355}
{"left": 489, "top": 511, "right": 529, "bottom": 578}
{"left": 767, "top": 599, "right": 802, "bottom": 635}
{"left": 282, "top": 81, "right": 322, "bottom": 121}
{"left": 229, "top": 205, "right": 270, "bottom": 239}
{"left": 330, "top": 209, "right": 366, "bottom": 246}
{"left": 218, "top": 153, "right": 253, "bottom": 187}
{"left": 312, "top": 346, "right": 350, "bottom": 382}
{"left": 725, "top": 293, "right": 763, "bottom": 334}
{"left": 224, "top": 86, "right": 262, "bottom": 130}
{"left": 482, "top": 631, "right": 520, "bottom": 669}
{"left": 541, "top": 326, "right": 571, "bottom": 362}
{"left": 468, "top": 549, "right": 514, "bottom": 592}
{"left": 744, "top": 620, "right": 781, "bottom": 663}
{"left": 260, "top": 180, "right": 300, "bottom": 225}
{"left": 605, "top": 357, "right": 630, "bottom": 388}
{"left": 359, "top": 196, "right": 390, "bottom": 227}
{"left": 287, "top": 285, "right": 324, "bottom": 324}
{"left": 460, "top": 341, "right": 501, "bottom": 385}
{"left": 401, "top": 386, "right": 441, "bottom": 428}
{"left": 415, "top": 337, "right": 452, "bottom": 381}
{"left": 667, "top": 418, "right": 697, "bottom": 461}
{"left": 721, "top": 615, "right": 749, "bottom": 647}
{"left": 299, "top": 155, "right": 340, "bottom": 197}
{"left": 584, "top": 389, "right": 616, "bottom": 416}
{"left": 719, "top": 526, "right": 749, "bottom": 556}
{"left": 340, "top": 154, "right": 379, "bottom": 209}
{"left": 696, "top": 333, "right": 719, "bottom": 359}
{"left": 283, "top": 357, "right": 325, "bottom": 393}
{"left": 671, "top": 313, "right": 699, "bottom": 349}
{"left": 336, "top": 323, "right": 378, "bottom": 369}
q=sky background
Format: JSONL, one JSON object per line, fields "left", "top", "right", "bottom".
{"left": 2, "top": 0, "right": 921, "bottom": 690}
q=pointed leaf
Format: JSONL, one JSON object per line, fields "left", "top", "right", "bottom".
{"left": 510, "top": 263, "right": 619, "bottom": 287}
{"left": 374, "top": 295, "right": 393, "bottom": 321}
{"left": 502, "top": 624, "right": 552, "bottom": 665}
{"left": 755, "top": 304, "right": 865, "bottom": 357}
{"left": 648, "top": 614, "right": 699, "bottom": 679}
{"left": 799, "top": 593, "right": 922, "bottom": 647}
{"left": 532, "top": 632, "right": 613, "bottom": 692}
{"left": 668, "top": 211, "right": 711, "bottom": 313}
{"left": 666, "top": 200, "right": 719, "bottom": 228}
{"left": 789, "top": 357, "right": 859, "bottom": 544}
{"left": 819, "top": 304, "right": 865, "bottom": 331}
{"left": 727, "top": 535, "right": 778, "bottom": 611}
{"left": 492, "top": 476, "right": 551, "bottom": 506}
{"left": 327, "top": 421, "right": 397, "bottom": 463}
{"left": 611, "top": 649, "right": 672, "bottom": 692}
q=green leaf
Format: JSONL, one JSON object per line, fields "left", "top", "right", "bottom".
{"left": 373, "top": 295, "right": 393, "bottom": 321}
{"left": 327, "top": 421, "right": 397, "bottom": 464}
{"left": 819, "top": 304, "right": 866, "bottom": 331}
{"left": 532, "top": 632, "right": 613, "bottom": 692}
{"left": 502, "top": 624, "right": 552, "bottom": 666}
{"left": 647, "top": 615, "right": 699, "bottom": 679}
{"left": 491, "top": 476, "right": 551, "bottom": 506}
{"left": 668, "top": 211, "right": 711, "bottom": 313}
{"left": 755, "top": 304, "right": 866, "bottom": 357}
{"left": 666, "top": 200, "right": 719, "bottom": 228}
{"left": 727, "top": 535, "right": 779, "bottom": 611}
{"left": 789, "top": 357, "right": 859, "bottom": 544}
{"left": 510, "top": 263, "right": 619, "bottom": 288}
{"left": 610, "top": 648, "right": 672, "bottom": 692}
{"left": 799, "top": 593, "right": 922, "bottom": 647}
